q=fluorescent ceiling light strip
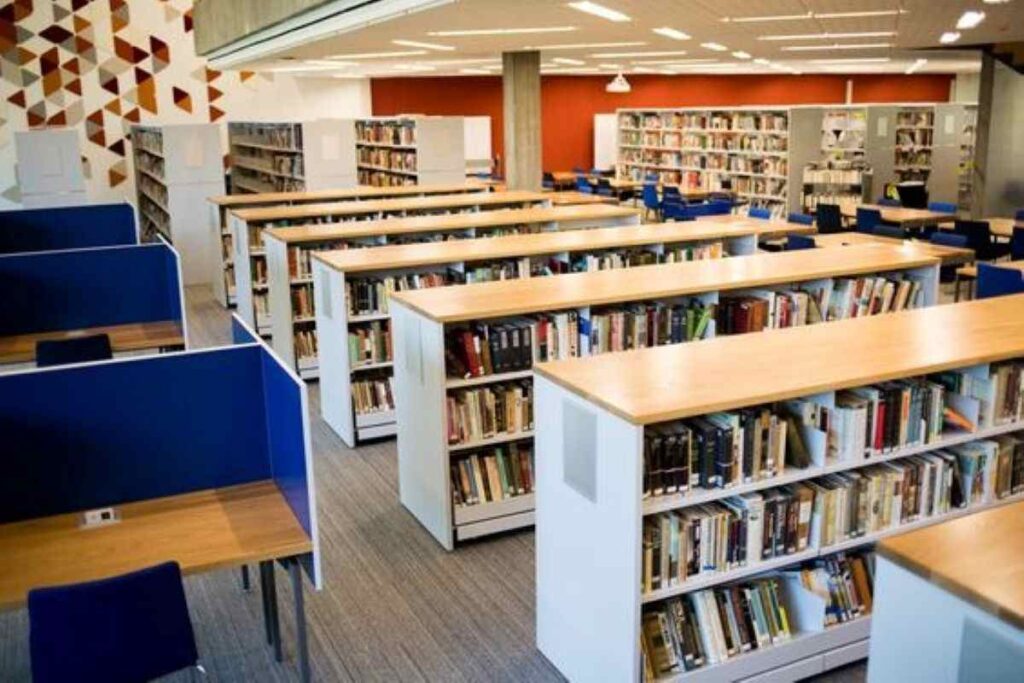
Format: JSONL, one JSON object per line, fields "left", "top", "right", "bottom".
{"left": 781, "top": 43, "right": 893, "bottom": 51}
{"left": 264, "top": 63, "right": 354, "bottom": 72}
{"left": 956, "top": 11, "right": 986, "bottom": 29}
{"left": 701, "top": 42, "right": 728, "bottom": 51}
{"left": 594, "top": 49, "right": 689, "bottom": 58}
{"left": 760, "top": 31, "right": 896, "bottom": 41}
{"left": 393, "top": 64, "right": 437, "bottom": 72}
{"left": 630, "top": 58, "right": 718, "bottom": 65}
{"left": 598, "top": 63, "right": 622, "bottom": 69}
{"left": 541, "top": 67, "right": 601, "bottom": 73}
{"left": 525, "top": 41, "right": 645, "bottom": 50}
{"left": 809, "top": 57, "right": 892, "bottom": 64}
{"left": 652, "top": 27, "right": 690, "bottom": 40}
{"left": 392, "top": 39, "right": 455, "bottom": 51}
{"left": 815, "top": 10, "right": 907, "bottom": 19}
{"left": 567, "top": 1, "right": 630, "bottom": 22}
{"left": 724, "top": 10, "right": 906, "bottom": 22}
{"left": 723, "top": 12, "right": 812, "bottom": 23}
{"left": 422, "top": 58, "right": 501, "bottom": 65}
{"left": 326, "top": 50, "right": 427, "bottom": 59}
{"left": 732, "top": 51, "right": 751, "bottom": 59}
{"left": 905, "top": 59, "right": 927, "bottom": 74}
{"left": 429, "top": 27, "right": 576, "bottom": 36}
{"left": 460, "top": 68, "right": 492, "bottom": 75}
{"left": 552, "top": 57, "right": 586, "bottom": 65}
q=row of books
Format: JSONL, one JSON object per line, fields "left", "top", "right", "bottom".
{"left": 134, "top": 149, "right": 165, "bottom": 178}
{"left": 641, "top": 553, "right": 873, "bottom": 676}
{"left": 348, "top": 321, "right": 391, "bottom": 368}
{"left": 132, "top": 128, "right": 163, "bottom": 156}
{"left": 352, "top": 375, "right": 394, "bottom": 416}
{"left": 234, "top": 152, "right": 304, "bottom": 178}
{"left": 450, "top": 443, "right": 534, "bottom": 507}
{"left": 715, "top": 290, "right": 819, "bottom": 335}
{"left": 291, "top": 283, "right": 314, "bottom": 319}
{"left": 732, "top": 176, "right": 786, "bottom": 199}
{"left": 346, "top": 272, "right": 450, "bottom": 316}
{"left": 358, "top": 148, "right": 417, "bottom": 173}
{"left": 620, "top": 112, "right": 788, "bottom": 134}
{"left": 446, "top": 380, "right": 533, "bottom": 446}
{"left": 294, "top": 329, "right": 317, "bottom": 363}
{"left": 589, "top": 301, "right": 715, "bottom": 354}
{"left": 137, "top": 175, "right": 168, "bottom": 206}
{"left": 233, "top": 169, "right": 304, "bottom": 193}
{"left": 896, "top": 110, "right": 934, "bottom": 128}
{"left": 230, "top": 122, "right": 303, "bottom": 151}
{"left": 358, "top": 170, "right": 417, "bottom": 187}
{"left": 802, "top": 168, "right": 868, "bottom": 186}
{"left": 287, "top": 245, "right": 335, "bottom": 280}
{"left": 356, "top": 120, "right": 417, "bottom": 146}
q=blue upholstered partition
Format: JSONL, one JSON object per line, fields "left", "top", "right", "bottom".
{"left": 0, "top": 243, "right": 182, "bottom": 336}
{"left": 0, "top": 203, "right": 136, "bottom": 254}
{"left": 231, "top": 313, "right": 259, "bottom": 345}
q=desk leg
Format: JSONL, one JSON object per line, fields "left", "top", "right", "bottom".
{"left": 288, "top": 559, "right": 312, "bottom": 683}
{"left": 241, "top": 565, "right": 251, "bottom": 592}
{"left": 954, "top": 275, "right": 961, "bottom": 302}
{"left": 260, "top": 560, "right": 282, "bottom": 661}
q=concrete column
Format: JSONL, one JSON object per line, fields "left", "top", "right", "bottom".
{"left": 502, "top": 51, "right": 542, "bottom": 191}
{"left": 972, "top": 51, "right": 994, "bottom": 218}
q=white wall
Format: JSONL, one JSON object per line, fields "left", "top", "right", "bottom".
{"left": 984, "top": 63, "right": 1024, "bottom": 216}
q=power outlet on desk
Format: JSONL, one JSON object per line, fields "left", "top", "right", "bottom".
{"left": 79, "top": 506, "right": 120, "bottom": 529}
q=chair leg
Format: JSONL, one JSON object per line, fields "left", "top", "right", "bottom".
{"left": 240, "top": 565, "right": 251, "bottom": 592}
{"left": 260, "top": 561, "right": 282, "bottom": 662}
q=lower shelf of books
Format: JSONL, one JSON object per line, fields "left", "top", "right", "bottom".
{"left": 355, "top": 410, "right": 397, "bottom": 441}
{"left": 454, "top": 494, "right": 536, "bottom": 542}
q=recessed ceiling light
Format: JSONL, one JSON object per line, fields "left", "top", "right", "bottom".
{"left": 939, "top": 31, "right": 961, "bottom": 44}
{"left": 552, "top": 57, "right": 585, "bottom": 65}
{"left": 905, "top": 58, "right": 927, "bottom": 74}
{"left": 652, "top": 27, "right": 690, "bottom": 40}
{"left": 326, "top": 50, "right": 427, "bottom": 59}
{"left": 781, "top": 43, "right": 893, "bottom": 51}
{"left": 428, "top": 26, "right": 576, "bottom": 36}
{"left": 759, "top": 31, "right": 896, "bottom": 41}
{"left": 524, "top": 41, "right": 644, "bottom": 50}
{"left": 983, "top": 0, "right": 1010, "bottom": 4}
{"left": 567, "top": 1, "right": 630, "bottom": 22}
{"left": 701, "top": 42, "right": 728, "bottom": 52}
{"left": 722, "top": 12, "right": 812, "bottom": 23}
{"left": 809, "top": 57, "right": 891, "bottom": 64}
{"left": 732, "top": 51, "right": 751, "bottom": 59}
{"left": 753, "top": 58, "right": 770, "bottom": 65}
{"left": 593, "top": 49, "right": 690, "bottom": 58}
{"left": 956, "top": 11, "right": 986, "bottom": 29}
{"left": 392, "top": 39, "right": 455, "bottom": 51}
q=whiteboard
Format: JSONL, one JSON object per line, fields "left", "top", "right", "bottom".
{"left": 593, "top": 114, "right": 618, "bottom": 171}
{"left": 463, "top": 116, "right": 492, "bottom": 172}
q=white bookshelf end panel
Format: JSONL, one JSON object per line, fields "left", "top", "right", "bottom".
{"left": 535, "top": 374, "right": 644, "bottom": 683}
{"left": 315, "top": 259, "right": 357, "bottom": 447}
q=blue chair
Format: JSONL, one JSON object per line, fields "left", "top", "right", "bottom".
{"left": 661, "top": 198, "right": 690, "bottom": 221}
{"left": 816, "top": 203, "right": 844, "bottom": 234}
{"left": 977, "top": 263, "right": 1024, "bottom": 299}
{"left": 662, "top": 186, "right": 682, "bottom": 204}
{"left": 956, "top": 219, "right": 1010, "bottom": 261}
{"left": 595, "top": 178, "right": 615, "bottom": 198}
{"left": 877, "top": 197, "right": 901, "bottom": 207}
{"left": 575, "top": 174, "right": 593, "bottom": 194}
{"left": 36, "top": 334, "right": 113, "bottom": 368}
{"left": 572, "top": 166, "right": 586, "bottom": 175}
{"left": 29, "top": 562, "right": 200, "bottom": 683}
{"left": 644, "top": 173, "right": 659, "bottom": 183}
{"left": 874, "top": 224, "right": 909, "bottom": 240}
{"left": 1011, "top": 227, "right": 1024, "bottom": 261}
{"left": 1014, "top": 209, "right": 1024, "bottom": 221}
{"left": 542, "top": 172, "right": 555, "bottom": 189}
{"left": 931, "top": 231, "right": 969, "bottom": 285}
{"left": 748, "top": 207, "right": 771, "bottom": 220}
{"left": 856, "top": 207, "right": 884, "bottom": 233}
{"left": 928, "top": 201, "right": 957, "bottom": 215}
{"left": 786, "top": 235, "right": 816, "bottom": 251}
{"left": 707, "top": 200, "right": 733, "bottom": 216}
{"left": 642, "top": 183, "right": 661, "bottom": 221}
{"left": 788, "top": 212, "right": 814, "bottom": 226}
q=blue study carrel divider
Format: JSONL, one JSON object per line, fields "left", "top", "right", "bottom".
{"left": 0, "top": 203, "right": 136, "bottom": 254}
{"left": 0, "top": 243, "right": 182, "bottom": 336}
{"left": 231, "top": 313, "right": 260, "bottom": 345}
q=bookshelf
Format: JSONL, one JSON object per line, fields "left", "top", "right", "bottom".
{"left": 355, "top": 116, "right": 465, "bottom": 187}
{"left": 314, "top": 218, "right": 802, "bottom": 446}
{"left": 533, "top": 293, "right": 1024, "bottom": 683}
{"left": 228, "top": 119, "right": 357, "bottom": 195}
{"left": 264, "top": 204, "right": 640, "bottom": 380}
{"left": 389, "top": 245, "right": 940, "bottom": 550}
{"left": 131, "top": 124, "right": 224, "bottom": 284}
{"left": 801, "top": 164, "right": 872, "bottom": 215}
{"left": 893, "top": 106, "right": 935, "bottom": 184}
{"left": 207, "top": 183, "right": 490, "bottom": 307}
{"left": 230, "top": 191, "right": 549, "bottom": 335}
{"left": 958, "top": 105, "right": 977, "bottom": 212}
{"left": 615, "top": 107, "right": 803, "bottom": 218}
{"left": 820, "top": 108, "right": 867, "bottom": 162}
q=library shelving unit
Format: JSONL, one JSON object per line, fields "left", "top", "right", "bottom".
{"left": 801, "top": 163, "right": 872, "bottom": 215}
{"left": 389, "top": 245, "right": 940, "bottom": 549}
{"left": 820, "top": 108, "right": 867, "bottom": 162}
{"left": 314, "top": 217, "right": 806, "bottom": 446}
{"left": 616, "top": 107, "right": 801, "bottom": 218}
{"left": 131, "top": 124, "right": 224, "bottom": 284}
{"left": 533, "top": 293, "right": 1024, "bottom": 683}
{"left": 264, "top": 203, "right": 640, "bottom": 380}
{"left": 228, "top": 119, "right": 357, "bottom": 195}
{"left": 893, "top": 106, "right": 935, "bottom": 184}
{"left": 208, "top": 182, "right": 490, "bottom": 307}
{"left": 355, "top": 116, "right": 465, "bottom": 187}
{"left": 957, "top": 105, "right": 977, "bottom": 212}
{"left": 231, "top": 191, "right": 550, "bottom": 335}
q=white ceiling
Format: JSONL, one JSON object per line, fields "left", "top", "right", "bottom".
{"left": 226, "top": 0, "right": 1024, "bottom": 77}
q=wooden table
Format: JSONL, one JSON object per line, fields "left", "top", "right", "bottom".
{"left": 939, "top": 216, "right": 1023, "bottom": 239}
{"left": 549, "top": 172, "right": 577, "bottom": 189}
{"left": 695, "top": 214, "right": 815, "bottom": 239}
{"left": 546, "top": 190, "right": 619, "bottom": 206}
{"left": 0, "top": 320, "right": 185, "bottom": 365}
{"left": 842, "top": 204, "right": 951, "bottom": 229}
{"left": 813, "top": 231, "right": 975, "bottom": 266}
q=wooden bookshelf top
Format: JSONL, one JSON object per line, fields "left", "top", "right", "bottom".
{"left": 695, "top": 215, "right": 817, "bottom": 238}
{"left": 814, "top": 231, "right": 975, "bottom": 265}
{"left": 0, "top": 481, "right": 311, "bottom": 610}
{"left": 312, "top": 219, "right": 811, "bottom": 274}
{"left": 547, "top": 191, "right": 619, "bottom": 206}
{"left": 533, "top": 294, "right": 1024, "bottom": 425}
{"left": 232, "top": 190, "right": 548, "bottom": 222}
{"left": 265, "top": 204, "right": 639, "bottom": 244}
{"left": 879, "top": 500, "right": 1024, "bottom": 629}
{"left": 208, "top": 182, "right": 490, "bottom": 207}
{"left": 0, "top": 320, "right": 184, "bottom": 364}
{"left": 390, "top": 243, "right": 936, "bottom": 324}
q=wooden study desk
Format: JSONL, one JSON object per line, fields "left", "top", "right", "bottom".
{"left": 814, "top": 231, "right": 975, "bottom": 266}
{"left": 841, "top": 204, "right": 950, "bottom": 229}
{"left": 939, "top": 216, "right": 1023, "bottom": 239}
{"left": 547, "top": 190, "right": 619, "bottom": 206}
{"left": 695, "top": 213, "right": 816, "bottom": 239}
{"left": 0, "top": 320, "right": 184, "bottom": 365}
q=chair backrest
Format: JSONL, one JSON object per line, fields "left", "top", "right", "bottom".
{"left": 977, "top": 263, "right": 1024, "bottom": 300}
{"left": 896, "top": 183, "right": 928, "bottom": 209}
{"left": 644, "top": 173, "right": 659, "bottom": 183}
{"left": 597, "top": 177, "right": 612, "bottom": 188}
{"left": 786, "top": 235, "right": 816, "bottom": 251}
{"left": 748, "top": 207, "right": 771, "bottom": 220}
{"left": 787, "top": 212, "right": 815, "bottom": 226}
{"left": 930, "top": 231, "right": 969, "bottom": 248}
{"left": 876, "top": 197, "right": 901, "bottom": 207}
{"left": 642, "top": 183, "right": 660, "bottom": 209}
{"left": 542, "top": 172, "right": 554, "bottom": 188}
{"left": 575, "top": 175, "right": 592, "bottom": 193}
{"left": 816, "top": 203, "right": 844, "bottom": 234}
{"left": 874, "top": 224, "right": 908, "bottom": 240}
{"left": 928, "top": 201, "right": 957, "bottom": 214}
{"left": 707, "top": 201, "right": 733, "bottom": 216}
{"left": 663, "top": 185, "right": 681, "bottom": 201}
{"left": 29, "top": 562, "right": 198, "bottom": 683}
{"left": 1012, "top": 227, "right": 1024, "bottom": 261}
{"left": 1014, "top": 208, "right": 1024, "bottom": 221}
{"left": 955, "top": 219, "right": 992, "bottom": 251}
{"left": 856, "top": 207, "right": 883, "bottom": 234}
{"left": 36, "top": 334, "right": 113, "bottom": 368}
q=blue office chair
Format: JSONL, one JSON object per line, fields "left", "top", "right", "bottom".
{"left": 877, "top": 197, "right": 901, "bottom": 207}
{"left": 816, "top": 203, "right": 844, "bottom": 234}
{"left": 661, "top": 198, "right": 689, "bottom": 221}
{"left": 874, "top": 224, "right": 909, "bottom": 240}
{"left": 928, "top": 201, "right": 957, "bottom": 215}
{"left": 1014, "top": 208, "right": 1024, "bottom": 221}
{"left": 748, "top": 207, "right": 771, "bottom": 220}
{"left": 29, "top": 562, "right": 201, "bottom": 683}
{"left": 977, "top": 263, "right": 1024, "bottom": 299}
{"left": 855, "top": 207, "right": 883, "bottom": 233}
{"left": 644, "top": 173, "right": 659, "bottom": 183}
{"left": 575, "top": 174, "right": 593, "bottom": 194}
{"left": 786, "top": 235, "right": 816, "bottom": 251}
{"left": 1009, "top": 227, "right": 1024, "bottom": 261}
{"left": 662, "top": 186, "right": 682, "bottom": 204}
{"left": 642, "top": 183, "right": 662, "bottom": 221}
{"left": 707, "top": 200, "right": 734, "bottom": 216}
{"left": 36, "top": 334, "right": 113, "bottom": 368}
{"left": 595, "top": 178, "right": 615, "bottom": 198}
{"left": 787, "top": 212, "right": 815, "bottom": 226}
{"left": 931, "top": 231, "right": 969, "bottom": 284}
{"left": 956, "top": 219, "right": 1011, "bottom": 261}
{"left": 542, "top": 172, "right": 555, "bottom": 190}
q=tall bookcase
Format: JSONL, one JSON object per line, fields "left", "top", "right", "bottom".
{"left": 131, "top": 124, "right": 224, "bottom": 284}
{"left": 228, "top": 119, "right": 358, "bottom": 194}
{"left": 390, "top": 245, "right": 939, "bottom": 550}
{"left": 355, "top": 116, "right": 466, "bottom": 187}
{"left": 534, "top": 293, "right": 1024, "bottom": 683}
{"left": 893, "top": 106, "right": 935, "bottom": 184}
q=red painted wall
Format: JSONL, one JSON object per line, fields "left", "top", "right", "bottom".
{"left": 371, "top": 74, "right": 953, "bottom": 173}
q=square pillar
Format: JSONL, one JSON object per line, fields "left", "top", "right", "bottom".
{"left": 503, "top": 51, "right": 542, "bottom": 191}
